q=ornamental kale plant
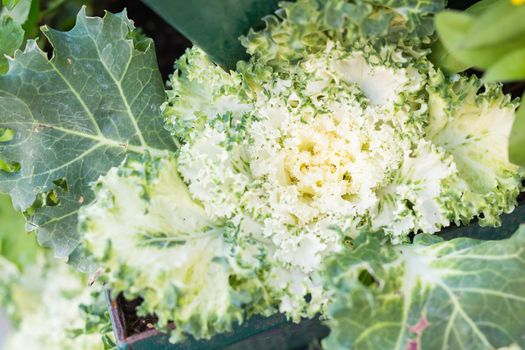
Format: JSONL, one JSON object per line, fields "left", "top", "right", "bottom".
{"left": 1, "top": 0, "right": 525, "bottom": 349}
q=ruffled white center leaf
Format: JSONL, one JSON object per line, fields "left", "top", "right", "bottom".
{"left": 427, "top": 73, "right": 523, "bottom": 226}
{"left": 244, "top": 43, "right": 428, "bottom": 268}
{"left": 80, "top": 157, "right": 266, "bottom": 342}
{"left": 372, "top": 140, "right": 456, "bottom": 241}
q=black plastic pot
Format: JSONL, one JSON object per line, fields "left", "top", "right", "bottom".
{"left": 108, "top": 293, "right": 330, "bottom": 350}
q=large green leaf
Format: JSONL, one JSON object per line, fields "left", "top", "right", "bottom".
{"left": 463, "top": 0, "right": 502, "bottom": 15}
{"left": 430, "top": 0, "right": 490, "bottom": 73}
{"left": 323, "top": 227, "right": 525, "bottom": 350}
{"left": 141, "top": 0, "right": 280, "bottom": 69}
{"left": 0, "top": 8, "right": 176, "bottom": 264}
{"left": 428, "top": 34, "right": 471, "bottom": 73}
{"left": 509, "top": 93, "right": 525, "bottom": 166}
{"left": 463, "top": 0, "right": 525, "bottom": 49}
{"left": 434, "top": 10, "right": 525, "bottom": 71}
{"left": 484, "top": 48, "right": 525, "bottom": 82}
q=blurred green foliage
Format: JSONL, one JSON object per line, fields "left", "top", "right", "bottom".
{"left": 432, "top": 0, "right": 525, "bottom": 167}
{"left": 433, "top": 0, "right": 525, "bottom": 78}
{"left": 0, "top": 0, "right": 27, "bottom": 73}
{"left": 0, "top": 194, "right": 37, "bottom": 269}
{"left": 0, "top": 0, "right": 95, "bottom": 74}
{"left": 0, "top": 15, "right": 23, "bottom": 74}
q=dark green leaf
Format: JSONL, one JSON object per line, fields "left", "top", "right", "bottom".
{"left": 0, "top": 16, "right": 24, "bottom": 74}
{"left": 484, "top": 48, "right": 525, "bottom": 82}
{"left": 509, "top": 93, "right": 525, "bottom": 166}
{"left": 463, "top": 0, "right": 525, "bottom": 49}
{"left": 141, "top": 0, "right": 280, "bottom": 70}
{"left": 21, "top": 0, "right": 38, "bottom": 39}
{"left": 0, "top": 8, "right": 176, "bottom": 261}
{"left": 323, "top": 226, "right": 525, "bottom": 350}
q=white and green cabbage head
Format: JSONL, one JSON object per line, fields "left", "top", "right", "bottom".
{"left": 80, "top": 0, "right": 523, "bottom": 344}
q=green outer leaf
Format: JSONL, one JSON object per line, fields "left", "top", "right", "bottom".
{"left": 323, "top": 227, "right": 525, "bottom": 350}
{"left": 435, "top": 10, "right": 525, "bottom": 70}
{"left": 509, "top": 93, "right": 525, "bottom": 166}
{"left": 464, "top": 0, "right": 501, "bottom": 15}
{"left": 0, "top": 15, "right": 24, "bottom": 74}
{"left": 0, "top": 8, "right": 176, "bottom": 261}
{"left": 433, "top": 11, "right": 474, "bottom": 72}
{"left": 435, "top": 11, "right": 473, "bottom": 42}
{"left": 463, "top": 0, "right": 525, "bottom": 49}
{"left": 430, "top": 0, "right": 513, "bottom": 73}
{"left": 141, "top": 0, "right": 280, "bottom": 70}
{"left": 429, "top": 36, "right": 470, "bottom": 73}
{"left": 484, "top": 48, "right": 525, "bottom": 82}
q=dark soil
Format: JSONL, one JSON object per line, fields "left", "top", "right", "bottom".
{"left": 116, "top": 294, "right": 159, "bottom": 337}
